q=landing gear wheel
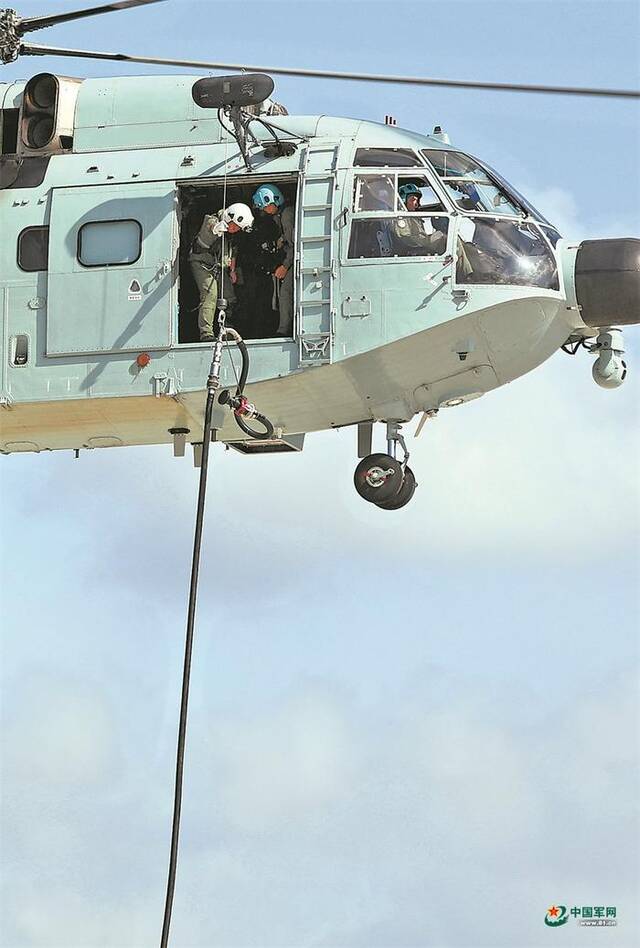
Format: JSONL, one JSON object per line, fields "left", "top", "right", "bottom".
{"left": 354, "top": 453, "right": 404, "bottom": 504}
{"left": 376, "top": 466, "right": 417, "bottom": 510}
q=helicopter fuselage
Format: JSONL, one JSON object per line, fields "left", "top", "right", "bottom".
{"left": 0, "top": 73, "right": 636, "bottom": 456}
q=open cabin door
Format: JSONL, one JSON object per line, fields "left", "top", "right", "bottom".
{"left": 47, "top": 182, "right": 177, "bottom": 356}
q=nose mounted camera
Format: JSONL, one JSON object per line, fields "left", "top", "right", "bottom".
{"left": 591, "top": 328, "right": 627, "bottom": 389}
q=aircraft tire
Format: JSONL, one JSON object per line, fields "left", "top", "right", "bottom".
{"left": 375, "top": 467, "right": 417, "bottom": 510}
{"left": 354, "top": 453, "right": 404, "bottom": 503}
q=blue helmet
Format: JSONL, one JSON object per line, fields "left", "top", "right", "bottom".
{"left": 398, "top": 183, "right": 421, "bottom": 203}
{"left": 252, "top": 184, "right": 285, "bottom": 209}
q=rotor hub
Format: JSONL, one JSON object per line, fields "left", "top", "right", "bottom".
{"left": 0, "top": 8, "right": 20, "bottom": 64}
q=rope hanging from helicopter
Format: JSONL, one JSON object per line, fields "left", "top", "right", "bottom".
{"left": 159, "top": 132, "right": 273, "bottom": 948}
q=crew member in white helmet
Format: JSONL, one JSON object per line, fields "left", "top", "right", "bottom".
{"left": 189, "top": 202, "right": 254, "bottom": 342}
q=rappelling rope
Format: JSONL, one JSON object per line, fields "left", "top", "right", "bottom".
{"left": 159, "top": 133, "right": 231, "bottom": 948}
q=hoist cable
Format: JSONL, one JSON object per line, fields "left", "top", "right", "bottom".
{"left": 159, "top": 369, "right": 217, "bottom": 948}
{"left": 160, "top": 133, "right": 232, "bottom": 948}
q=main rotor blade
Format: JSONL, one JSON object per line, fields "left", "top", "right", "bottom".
{"left": 19, "top": 0, "right": 165, "bottom": 35}
{"left": 17, "top": 43, "right": 640, "bottom": 100}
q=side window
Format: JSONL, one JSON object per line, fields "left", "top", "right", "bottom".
{"left": 349, "top": 171, "right": 449, "bottom": 260}
{"left": 353, "top": 174, "right": 447, "bottom": 214}
{"left": 348, "top": 217, "right": 449, "bottom": 259}
{"left": 78, "top": 219, "right": 142, "bottom": 267}
{"left": 397, "top": 176, "right": 445, "bottom": 212}
{"left": 354, "top": 174, "right": 397, "bottom": 212}
{"left": 17, "top": 226, "right": 49, "bottom": 271}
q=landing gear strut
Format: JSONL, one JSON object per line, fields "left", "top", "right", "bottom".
{"left": 354, "top": 421, "right": 418, "bottom": 510}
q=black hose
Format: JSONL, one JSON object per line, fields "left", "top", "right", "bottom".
{"left": 226, "top": 331, "right": 249, "bottom": 396}
{"left": 160, "top": 374, "right": 217, "bottom": 948}
{"left": 235, "top": 410, "right": 275, "bottom": 440}
{"left": 221, "top": 329, "right": 274, "bottom": 439}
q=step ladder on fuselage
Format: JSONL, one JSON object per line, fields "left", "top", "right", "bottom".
{"left": 296, "top": 143, "right": 338, "bottom": 366}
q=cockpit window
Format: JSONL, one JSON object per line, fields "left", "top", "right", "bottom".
{"left": 354, "top": 147, "right": 422, "bottom": 167}
{"left": 456, "top": 217, "right": 559, "bottom": 289}
{"left": 398, "top": 176, "right": 445, "bottom": 212}
{"left": 424, "top": 151, "right": 486, "bottom": 180}
{"left": 481, "top": 161, "right": 553, "bottom": 226}
{"left": 422, "top": 149, "right": 524, "bottom": 217}
{"left": 353, "top": 174, "right": 445, "bottom": 213}
{"left": 354, "top": 174, "right": 396, "bottom": 211}
{"left": 349, "top": 216, "right": 449, "bottom": 259}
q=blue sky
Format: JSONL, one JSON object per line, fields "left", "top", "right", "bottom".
{"left": 1, "top": 2, "right": 639, "bottom": 946}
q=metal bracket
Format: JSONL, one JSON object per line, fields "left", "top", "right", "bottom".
{"left": 169, "top": 427, "right": 190, "bottom": 457}
{"left": 153, "top": 373, "right": 179, "bottom": 397}
{"left": 300, "top": 333, "right": 331, "bottom": 364}
{"left": 386, "top": 421, "right": 409, "bottom": 464}
{"left": 357, "top": 421, "right": 373, "bottom": 458}
{"left": 452, "top": 288, "right": 470, "bottom": 303}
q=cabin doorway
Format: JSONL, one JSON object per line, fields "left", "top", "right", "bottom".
{"left": 177, "top": 177, "right": 298, "bottom": 344}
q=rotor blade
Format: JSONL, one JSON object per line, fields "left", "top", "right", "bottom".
{"left": 19, "top": 0, "right": 165, "bottom": 35}
{"left": 17, "top": 44, "right": 640, "bottom": 99}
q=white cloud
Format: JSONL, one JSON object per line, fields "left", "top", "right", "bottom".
{"left": 2, "top": 670, "right": 118, "bottom": 787}
{"left": 206, "top": 684, "right": 359, "bottom": 832}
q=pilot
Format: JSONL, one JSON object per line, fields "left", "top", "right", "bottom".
{"left": 189, "top": 203, "right": 253, "bottom": 342}
{"left": 399, "top": 182, "right": 422, "bottom": 212}
{"left": 251, "top": 184, "right": 295, "bottom": 337}
{"left": 394, "top": 184, "right": 446, "bottom": 256}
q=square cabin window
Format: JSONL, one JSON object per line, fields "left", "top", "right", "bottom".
{"left": 18, "top": 226, "right": 49, "bottom": 272}
{"left": 78, "top": 219, "right": 142, "bottom": 267}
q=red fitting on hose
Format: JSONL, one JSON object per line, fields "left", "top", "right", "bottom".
{"left": 234, "top": 396, "right": 250, "bottom": 417}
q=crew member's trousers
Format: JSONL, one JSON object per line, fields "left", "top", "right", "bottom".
{"left": 190, "top": 254, "right": 218, "bottom": 339}
{"left": 277, "top": 267, "right": 294, "bottom": 336}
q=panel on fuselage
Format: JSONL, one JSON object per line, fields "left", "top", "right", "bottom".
{"left": 46, "top": 182, "right": 177, "bottom": 356}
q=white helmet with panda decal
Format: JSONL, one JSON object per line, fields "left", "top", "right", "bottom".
{"left": 223, "top": 203, "right": 254, "bottom": 231}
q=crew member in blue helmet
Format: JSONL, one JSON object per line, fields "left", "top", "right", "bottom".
{"left": 251, "top": 184, "right": 295, "bottom": 337}
{"left": 398, "top": 182, "right": 422, "bottom": 212}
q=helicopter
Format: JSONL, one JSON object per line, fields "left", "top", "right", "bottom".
{"left": 1, "top": 0, "right": 639, "bottom": 510}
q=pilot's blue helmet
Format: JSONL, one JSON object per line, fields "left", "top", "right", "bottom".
{"left": 252, "top": 184, "right": 285, "bottom": 209}
{"left": 399, "top": 183, "right": 421, "bottom": 202}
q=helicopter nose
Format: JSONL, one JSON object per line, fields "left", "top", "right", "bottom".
{"left": 575, "top": 238, "right": 640, "bottom": 327}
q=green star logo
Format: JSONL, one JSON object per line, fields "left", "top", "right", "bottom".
{"left": 545, "top": 905, "right": 569, "bottom": 927}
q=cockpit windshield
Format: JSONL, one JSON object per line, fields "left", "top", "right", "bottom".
{"left": 456, "top": 217, "right": 559, "bottom": 289}
{"left": 481, "top": 161, "right": 553, "bottom": 226}
{"left": 423, "top": 149, "right": 524, "bottom": 217}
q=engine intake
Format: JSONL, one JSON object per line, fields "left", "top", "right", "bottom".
{"left": 18, "top": 73, "right": 82, "bottom": 156}
{"left": 575, "top": 237, "right": 640, "bottom": 328}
